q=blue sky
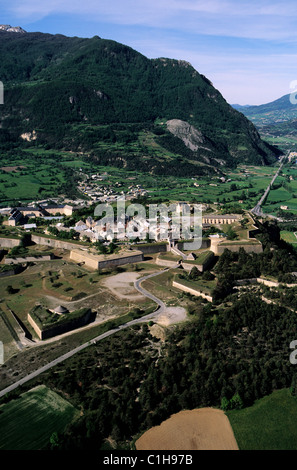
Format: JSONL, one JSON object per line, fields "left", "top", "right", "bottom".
{"left": 1, "top": 0, "right": 297, "bottom": 105}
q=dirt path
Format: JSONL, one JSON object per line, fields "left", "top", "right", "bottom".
{"left": 156, "top": 306, "right": 187, "bottom": 326}
{"left": 101, "top": 272, "right": 146, "bottom": 300}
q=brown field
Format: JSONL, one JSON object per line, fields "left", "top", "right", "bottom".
{"left": 135, "top": 408, "right": 239, "bottom": 450}
{"left": 0, "top": 166, "right": 26, "bottom": 172}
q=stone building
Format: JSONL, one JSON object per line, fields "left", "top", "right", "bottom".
{"left": 202, "top": 214, "right": 239, "bottom": 225}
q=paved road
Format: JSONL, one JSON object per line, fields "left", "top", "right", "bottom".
{"left": 251, "top": 152, "right": 289, "bottom": 217}
{"left": 134, "top": 268, "right": 170, "bottom": 314}
{"left": 0, "top": 269, "right": 170, "bottom": 398}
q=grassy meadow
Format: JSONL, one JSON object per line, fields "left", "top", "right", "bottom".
{"left": 0, "top": 143, "right": 284, "bottom": 211}
{"left": 227, "top": 389, "right": 297, "bottom": 450}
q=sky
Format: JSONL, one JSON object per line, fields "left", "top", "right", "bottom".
{"left": 1, "top": 0, "right": 297, "bottom": 105}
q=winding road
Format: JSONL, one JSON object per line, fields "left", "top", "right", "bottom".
{"left": 0, "top": 268, "right": 173, "bottom": 398}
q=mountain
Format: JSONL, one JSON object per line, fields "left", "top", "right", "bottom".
{"left": 0, "top": 30, "right": 280, "bottom": 176}
{"left": 0, "top": 24, "right": 26, "bottom": 33}
{"left": 234, "top": 94, "right": 297, "bottom": 125}
{"left": 235, "top": 94, "right": 297, "bottom": 153}
{"left": 232, "top": 104, "right": 252, "bottom": 110}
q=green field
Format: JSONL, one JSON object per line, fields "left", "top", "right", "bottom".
{"left": 280, "top": 230, "right": 297, "bottom": 244}
{"left": 0, "top": 143, "right": 283, "bottom": 210}
{"left": 174, "top": 275, "right": 216, "bottom": 295}
{"left": 0, "top": 385, "right": 79, "bottom": 450}
{"left": 261, "top": 163, "right": 297, "bottom": 215}
{"left": 227, "top": 389, "right": 297, "bottom": 450}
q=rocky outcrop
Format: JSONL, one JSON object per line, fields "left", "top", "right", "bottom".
{"left": 20, "top": 130, "right": 37, "bottom": 141}
{"left": 0, "top": 25, "right": 26, "bottom": 33}
{"left": 166, "top": 119, "right": 205, "bottom": 151}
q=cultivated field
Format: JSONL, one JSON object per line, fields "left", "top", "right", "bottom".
{"left": 135, "top": 408, "right": 239, "bottom": 450}
{"left": 0, "top": 385, "right": 79, "bottom": 450}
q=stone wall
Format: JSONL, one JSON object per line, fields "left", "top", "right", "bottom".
{"left": 5, "top": 255, "right": 52, "bottom": 265}
{"left": 132, "top": 243, "right": 168, "bottom": 254}
{"left": 172, "top": 280, "right": 213, "bottom": 302}
{"left": 70, "top": 249, "right": 100, "bottom": 270}
{"left": 215, "top": 243, "right": 263, "bottom": 255}
{"left": 70, "top": 249, "right": 144, "bottom": 271}
{"left": 156, "top": 258, "right": 179, "bottom": 269}
{"left": 0, "top": 237, "right": 21, "bottom": 248}
{"left": 31, "top": 234, "right": 88, "bottom": 251}
{"left": 178, "top": 238, "right": 210, "bottom": 251}
{"left": 156, "top": 251, "right": 214, "bottom": 273}
{"left": 0, "top": 265, "right": 22, "bottom": 277}
{"left": 27, "top": 313, "right": 43, "bottom": 339}
{"left": 28, "top": 309, "right": 94, "bottom": 340}
{"left": 98, "top": 252, "right": 144, "bottom": 270}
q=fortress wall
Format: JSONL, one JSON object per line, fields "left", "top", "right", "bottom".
{"left": 28, "top": 309, "right": 93, "bottom": 340}
{"left": 31, "top": 234, "right": 88, "bottom": 251}
{"left": 257, "top": 278, "right": 280, "bottom": 288}
{"left": 132, "top": 243, "right": 168, "bottom": 254}
{"left": 98, "top": 253, "right": 144, "bottom": 270}
{"left": 5, "top": 255, "right": 52, "bottom": 265}
{"left": 155, "top": 258, "right": 179, "bottom": 269}
{"left": 0, "top": 237, "right": 21, "bottom": 248}
{"left": 70, "top": 250, "right": 144, "bottom": 271}
{"left": 178, "top": 239, "right": 210, "bottom": 251}
{"left": 70, "top": 250, "right": 99, "bottom": 270}
{"left": 27, "top": 313, "right": 43, "bottom": 340}
{"left": 172, "top": 280, "right": 213, "bottom": 302}
{"left": 215, "top": 244, "right": 263, "bottom": 255}
{"left": 155, "top": 259, "right": 205, "bottom": 272}
{"left": 0, "top": 265, "right": 23, "bottom": 277}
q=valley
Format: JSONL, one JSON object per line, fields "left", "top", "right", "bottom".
{"left": 1, "top": 24, "right": 297, "bottom": 454}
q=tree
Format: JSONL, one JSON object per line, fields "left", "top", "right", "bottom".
{"left": 94, "top": 240, "right": 107, "bottom": 254}
{"left": 202, "top": 270, "right": 215, "bottom": 281}
{"left": 220, "top": 396, "right": 230, "bottom": 411}
{"left": 49, "top": 431, "right": 60, "bottom": 449}
{"left": 189, "top": 266, "right": 200, "bottom": 280}
{"left": 225, "top": 226, "right": 238, "bottom": 240}
{"left": 6, "top": 285, "right": 15, "bottom": 294}
{"left": 230, "top": 393, "right": 244, "bottom": 410}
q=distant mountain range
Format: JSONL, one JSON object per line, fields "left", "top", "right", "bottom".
{"left": 233, "top": 94, "right": 297, "bottom": 153}
{"left": 232, "top": 94, "right": 297, "bottom": 125}
{"left": 0, "top": 28, "right": 280, "bottom": 175}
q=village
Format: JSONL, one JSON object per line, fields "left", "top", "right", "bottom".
{"left": 0, "top": 183, "right": 265, "bottom": 348}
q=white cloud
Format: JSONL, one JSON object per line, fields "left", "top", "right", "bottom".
{"left": 7, "top": 0, "right": 297, "bottom": 41}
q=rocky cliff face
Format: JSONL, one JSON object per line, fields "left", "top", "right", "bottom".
{"left": 166, "top": 119, "right": 225, "bottom": 166}
{"left": 0, "top": 25, "right": 26, "bottom": 33}
{"left": 166, "top": 119, "right": 206, "bottom": 151}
